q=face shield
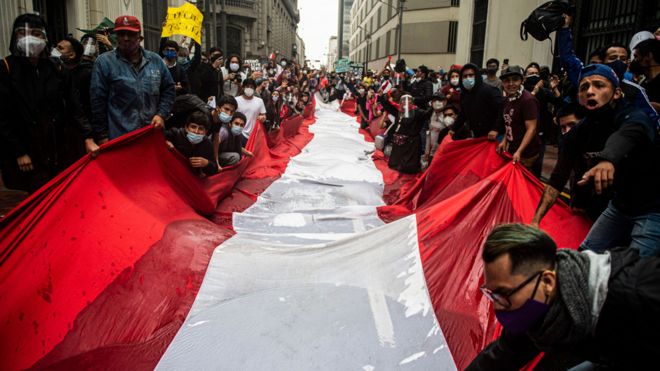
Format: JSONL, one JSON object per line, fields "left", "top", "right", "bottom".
{"left": 401, "top": 94, "right": 413, "bottom": 118}
{"left": 82, "top": 37, "right": 98, "bottom": 57}
{"left": 14, "top": 24, "right": 48, "bottom": 57}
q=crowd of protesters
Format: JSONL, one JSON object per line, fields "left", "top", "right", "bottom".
{"left": 0, "top": 13, "right": 316, "bottom": 192}
{"left": 1, "top": 10, "right": 660, "bottom": 370}
{"left": 314, "top": 14, "right": 660, "bottom": 369}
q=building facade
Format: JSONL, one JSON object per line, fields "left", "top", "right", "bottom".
{"left": 1, "top": 0, "right": 303, "bottom": 61}
{"left": 1, "top": 0, "right": 144, "bottom": 58}
{"left": 327, "top": 35, "right": 338, "bottom": 70}
{"left": 349, "top": 0, "right": 460, "bottom": 72}
{"left": 349, "top": 0, "right": 659, "bottom": 73}
{"left": 337, "top": 0, "right": 354, "bottom": 60}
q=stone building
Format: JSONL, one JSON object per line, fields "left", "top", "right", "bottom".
{"left": 349, "top": 0, "right": 659, "bottom": 73}
{"left": 1, "top": 0, "right": 304, "bottom": 61}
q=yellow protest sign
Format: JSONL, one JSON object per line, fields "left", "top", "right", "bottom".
{"left": 161, "top": 2, "right": 204, "bottom": 44}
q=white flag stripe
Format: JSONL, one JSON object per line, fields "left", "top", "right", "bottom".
{"left": 157, "top": 102, "right": 456, "bottom": 370}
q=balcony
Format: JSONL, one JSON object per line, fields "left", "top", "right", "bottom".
{"left": 221, "top": 0, "right": 257, "bottom": 20}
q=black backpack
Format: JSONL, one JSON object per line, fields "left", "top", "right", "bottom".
{"left": 520, "top": 0, "right": 574, "bottom": 42}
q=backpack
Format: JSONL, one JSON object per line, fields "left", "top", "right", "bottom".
{"left": 520, "top": 0, "right": 574, "bottom": 42}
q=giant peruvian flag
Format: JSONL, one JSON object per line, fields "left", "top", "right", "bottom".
{"left": 0, "top": 96, "right": 591, "bottom": 370}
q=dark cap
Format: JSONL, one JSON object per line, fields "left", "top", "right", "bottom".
{"left": 500, "top": 65, "right": 524, "bottom": 80}
{"left": 114, "top": 15, "right": 141, "bottom": 33}
{"left": 430, "top": 93, "right": 446, "bottom": 102}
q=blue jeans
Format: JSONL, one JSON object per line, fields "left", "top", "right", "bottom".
{"left": 580, "top": 201, "right": 660, "bottom": 258}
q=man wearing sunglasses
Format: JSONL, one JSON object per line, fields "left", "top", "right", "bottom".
{"left": 467, "top": 223, "right": 660, "bottom": 370}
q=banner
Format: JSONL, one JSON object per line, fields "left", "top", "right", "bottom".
{"left": 161, "top": 2, "right": 204, "bottom": 44}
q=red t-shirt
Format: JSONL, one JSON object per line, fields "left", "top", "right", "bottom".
{"left": 503, "top": 89, "right": 541, "bottom": 158}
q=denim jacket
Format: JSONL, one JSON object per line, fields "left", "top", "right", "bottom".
{"left": 90, "top": 48, "right": 175, "bottom": 140}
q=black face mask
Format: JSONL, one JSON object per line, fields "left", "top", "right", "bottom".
{"left": 629, "top": 59, "right": 644, "bottom": 76}
{"left": 524, "top": 75, "right": 541, "bottom": 91}
{"left": 605, "top": 59, "right": 628, "bottom": 80}
{"left": 486, "top": 67, "right": 498, "bottom": 75}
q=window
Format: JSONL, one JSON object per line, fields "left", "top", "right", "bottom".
{"left": 574, "top": 0, "right": 658, "bottom": 62}
{"left": 470, "top": 0, "right": 488, "bottom": 66}
{"left": 447, "top": 21, "right": 458, "bottom": 53}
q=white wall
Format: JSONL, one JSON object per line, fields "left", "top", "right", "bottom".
{"left": 455, "top": 0, "right": 553, "bottom": 68}
{"left": 0, "top": 0, "right": 34, "bottom": 58}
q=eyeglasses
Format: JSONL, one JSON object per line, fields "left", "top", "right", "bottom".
{"left": 480, "top": 270, "right": 543, "bottom": 309}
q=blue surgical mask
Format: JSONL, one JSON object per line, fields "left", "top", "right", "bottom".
{"left": 219, "top": 111, "right": 232, "bottom": 123}
{"left": 230, "top": 125, "right": 243, "bottom": 136}
{"left": 186, "top": 131, "right": 205, "bottom": 144}
{"left": 164, "top": 50, "right": 177, "bottom": 59}
{"left": 462, "top": 77, "right": 476, "bottom": 90}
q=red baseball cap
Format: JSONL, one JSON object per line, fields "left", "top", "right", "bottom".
{"left": 114, "top": 15, "right": 141, "bottom": 33}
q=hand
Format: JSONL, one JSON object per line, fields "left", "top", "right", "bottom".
{"left": 577, "top": 160, "right": 615, "bottom": 194}
{"left": 487, "top": 130, "right": 498, "bottom": 141}
{"left": 563, "top": 14, "right": 573, "bottom": 28}
{"left": 244, "top": 150, "right": 254, "bottom": 157}
{"left": 151, "top": 115, "right": 165, "bottom": 129}
{"left": 96, "top": 33, "right": 112, "bottom": 47}
{"left": 550, "top": 76, "right": 560, "bottom": 90}
{"left": 532, "top": 80, "right": 544, "bottom": 95}
{"left": 189, "top": 157, "right": 209, "bottom": 168}
{"left": 165, "top": 140, "right": 174, "bottom": 150}
{"left": 512, "top": 151, "right": 521, "bottom": 164}
{"left": 496, "top": 141, "right": 506, "bottom": 154}
{"left": 85, "top": 138, "right": 100, "bottom": 156}
{"left": 17, "top": 154, "right": 33, "bottom": 172}
{"left": 423, "top": 153, "right": 430, "bottom": 162}
{"left": 448, "top": 130, "right": 455, "bottom": 138}
{"left": 529, "top": 221, "right": 540, "bottom": 229}
{"left": 257, "top": 113, "right": 266, "bottom": 122}
{"left": 98, "top": 138, "right": 109, "bottom": 145}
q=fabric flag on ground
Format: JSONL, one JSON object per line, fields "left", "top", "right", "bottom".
{"left": 0, "top": 96, "right": 592, "bottom": 370}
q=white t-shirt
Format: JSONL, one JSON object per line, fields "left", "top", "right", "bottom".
{"left": 236, "top": 95, "right": 267, "bottom": 139}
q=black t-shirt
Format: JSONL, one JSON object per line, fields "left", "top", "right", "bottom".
{"left": 643, "top": 74, "right": 659, "bottom": 106}
{"left": 503, "top": 90, "right": 541, "bottom": 158}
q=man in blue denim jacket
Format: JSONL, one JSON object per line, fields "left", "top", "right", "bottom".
{"left": 90, "top": 15, "right": 175, "bottom": 142}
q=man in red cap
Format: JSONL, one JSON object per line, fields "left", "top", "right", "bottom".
{"left": 90, "top": 15, "right": 175, "bottom": 141}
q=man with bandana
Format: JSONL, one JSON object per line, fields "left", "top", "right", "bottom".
{"left": 468, "top": 223, "right": 660, "bottom": 369}
{"left": 90, "top": 15, "right": 175, "bottom": 142}
{"left": 531, "top": 64, "right": 659, "bottom": 258}
{"left": 0, "top": 14, "right": 92, "bottom": 193}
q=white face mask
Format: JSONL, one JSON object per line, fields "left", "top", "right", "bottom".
{"left": 450, "top": 77, "right": 459, "bottom": 86}
{"left": 272, "top": 95, "right": 279, "bottom": 102}
{"left": 443, "top": 116, "right": 455, "bottom": 126}
{"left": 281, "top": 61, "right": 287, "bottom": 67}
{"left": 16, "top": 35, "right": 47, "bottom": 58}
{"left": 50, "top": 47, "right": 62, "bottom": 58}
{"left": 230, "top": 63, "right": 240, "bottom": 72}
{"left": 244, "top": 87, "right": 255, "bottom": 97}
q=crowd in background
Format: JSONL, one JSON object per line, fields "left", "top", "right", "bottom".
{"left": 0, "top": 13, "right": 317, "bottom": 193}
{"left": 1, "top": 10, "right": 660, "bottom": 370}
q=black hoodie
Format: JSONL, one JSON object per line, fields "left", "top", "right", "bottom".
{"left": 450, "top": 63, "right": 504, "bottom": 138}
